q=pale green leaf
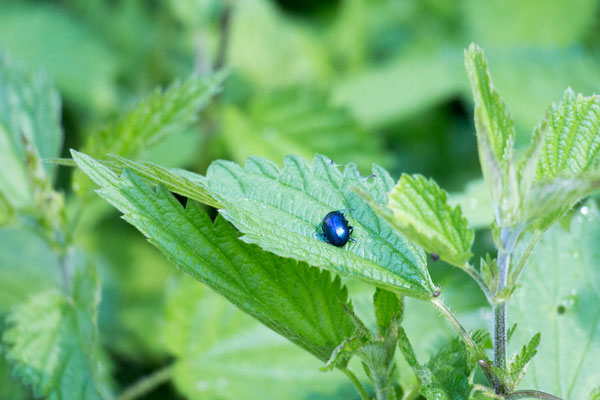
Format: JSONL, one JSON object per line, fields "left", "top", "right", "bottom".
{"left": 222, "top": 87, "right": 386, "bottom": 172}
{"left": 2, "top": 265, "right": 112, "bottom": 400}
{"left": 71, "top": 150, "right": 356, "bottom": 364}
{"left": 206, "top": 155, "right": 436, "bottom": 299}
{"left": 74, "top": 71, "right": 225, "bottom": 194}
{"left": 385, "top": 174, "right": 474, "bottom": 267}
{"left": 508, "top": 333, "right": 541, "bottom": 391}
{"left": 164, "top": 276, "right": 354, "bottom": 400}
{"left": 536, "top": 89, "right": 600, "bottom": 180}
{"left": 591, "top": 387, "right": 600, "bottom": 400}
{"left": 0, "top": 53, "right": 63, "bottom": 208}
{"left": 0, "top": 226, "right": 62, "bottom": 312}
{"left": 461, "top": 0, "right": 597, "bottom": 48}
{"left": 334, "top": 48, "right": 464, "bottom": 128}
{"left": 464, "top": 43, "right": 519, "bottom": 226}
{"left": 509, "top": 204, "right": 600, "bottom": 398}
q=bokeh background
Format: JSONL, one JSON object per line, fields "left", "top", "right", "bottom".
{"left": 1, "top": 0, "right": 599, "bottom": 398}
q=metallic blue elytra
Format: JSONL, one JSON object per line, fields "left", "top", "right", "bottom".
{"left": 318, "top": 210, "right": 354, "bottom": 247}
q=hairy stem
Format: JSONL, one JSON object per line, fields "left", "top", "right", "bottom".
{"left": 431, "top": 298, "right": 477, "bottom": 352}
{"left": 373, "top": 372, "right": 390, "bottom": 400}
{"left": 493, "top": 227, "right": 515, "bottom": 393}
{"left": 116, "top": 365, "right": 174, "bottom": 400}
{"left": 343, "top": 369, "right": 370, "bottom": 400}
{"left": 505, "top": 390, "right": 564, "bottom": 400}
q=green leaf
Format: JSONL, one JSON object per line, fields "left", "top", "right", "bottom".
{"left": 462, "top": 0, "right": 597, "bottom": 47}
{"left": 164, "top": 275, "right": 354, "bottom": 400}
{"left": 74, "top": 71, "right": 225, "bottom": 194}
{"left": 0, "top": 226, "right": 62, "bottom": 312}
{"left": 0, "top": 52, "right": 63, "bottom": 208}
{"left": 535, "top": 89, "right": 600, "bottom": 181}
{"left": 420, "top": 337, "right": 475, "bottom": 400}
{"left": 107, "top": 155, "right": 222, "bottom": 209}
{"left": 509, "top": 203, "right": 600, "bottom": 398}
{"left": 508, "top": 333, "right": 541, "bottom": 391}
{"left": 71, "top": 150, "right": 356, "bottom": 364}
{"left": 0, "top": 355, "right": 30, "bottom": 400}
{"left": 464, "top": 43, "right": 519, "bottom": 226}
{"left": 206, "top": 155, "right": 436, "bottom": 299}
{"left": 2, "top": 264, "right": 112, "bottom": 400}
{"left": 221, "top": 86, "right": 386, "bottom": 173}
{"left": 374, "top": 288, "right": 402, "bottom": 335}
{"left": 334, "top": 48, "right": 464, "bottom": 128}
{"left": 591, "top": 386, "right": 600, "bottom": 400}
{"left": 398, "top": 327, "right": 475, "bottom": 400}
{"left": 521, "top": 89, "right": 600, "bottom": 227}
{"left": 384, "top": 174, "right": 474, "bottom": 267}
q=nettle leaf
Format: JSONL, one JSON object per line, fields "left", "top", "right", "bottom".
{"left": 521, "top": 89, "right": 600, "bottom": 227}
{"left": 222, "top": 87, "right": 385, "bottom": 173}
{"left": 206, "top": 155, "right": 436, "bottom": 299}
{"left": 2, "top": 265, "right": 112, "bottom": 400}
{"left": 164, "top": 276, "right": 353, "bottom": 400}
{"left": 374, "top": 288, "right": 402, "bottom": 335}
{"left": 0, "top": 226, "right": 62, "bottom": 312}
{"left": 591, "top": 387, "right": 600, "bottom": 400}
{"left": 465, "top": 43, "right": 519, "bottom": 226}
{"left": 397, "top": 327, "right": 475, "bottom": 400}
{"left": 507, "top": 333, "right": 540, "bottom": 391}
{"left": 74, "top": 72, "right": 225, "bottom": 194}
{"left": 384, "top": 174, "right": 474, "bottom": 268}
{"left": 0, "top": 53, "right": 63, "bottom": 208}
{"left": 72, "top": 150, "right": 355, "bottom": 364}
{"left": 107, "top": 155, "right": 221, "bottom": 208}
{"left": 509, "top": 203, "right": 600, "bottom": 398}
{"left": 536, "top": 89, "right": 600, "bottom": 180}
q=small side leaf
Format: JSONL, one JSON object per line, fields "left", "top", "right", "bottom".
{"left": 464, "top": 43, "right": 519, "bottom": 226}
{"left": 2, "top": 265, "right": 111, "bottom": 400}
{"left": 508, "top": 333, "right": 541, "bottom": 390}
{"left": 374, "top": 288, "right": 402, "bottom": 335}
{"left": 385, "top": 174, "right": 474, "bottom": 267}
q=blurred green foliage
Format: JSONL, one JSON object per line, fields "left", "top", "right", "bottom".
{"left": 1, "top": 0, "right": 600, "bottom": 399}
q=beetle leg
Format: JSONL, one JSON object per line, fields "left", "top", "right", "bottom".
{"left": 316, "top": 232, "right": 329, "bottom": 243}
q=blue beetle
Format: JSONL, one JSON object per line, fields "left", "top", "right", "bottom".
{"left": 317, "top": 210, "right": 354, "bottom": 247}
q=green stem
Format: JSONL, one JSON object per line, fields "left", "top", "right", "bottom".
{"left": 431, "top": 298, "right": 477, "bottom": 352}
{"left": 505, "top": 390, "right": 564, "bottom": 400}
{"left": 463, "top": 263, "right": 494, "bottom": 303}
{"left": 116, "top": 365, "right": 174, "bottom": 400}
{"left": 343, "top": 368, "right": 370, "bottom": 400}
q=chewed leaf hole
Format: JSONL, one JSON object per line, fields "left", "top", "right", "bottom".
{"left": 557, "top": 304, "right": 566, "bottom": 315}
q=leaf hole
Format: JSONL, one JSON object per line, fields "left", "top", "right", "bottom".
{"left": 556, "top": 304, "right": 566, "bottom": 315}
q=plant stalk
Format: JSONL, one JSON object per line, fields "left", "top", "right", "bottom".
{"left": 505, "top": 390, "right": 564, "bottom": 400}
{"left": 493, "top": 227, "right": 514, "bottom": 393}
{"left": 343, "top": 369, "right": 370, "bottom": 400}
{"left": 116, "top": 365, "right": 174, "bottom": 400}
